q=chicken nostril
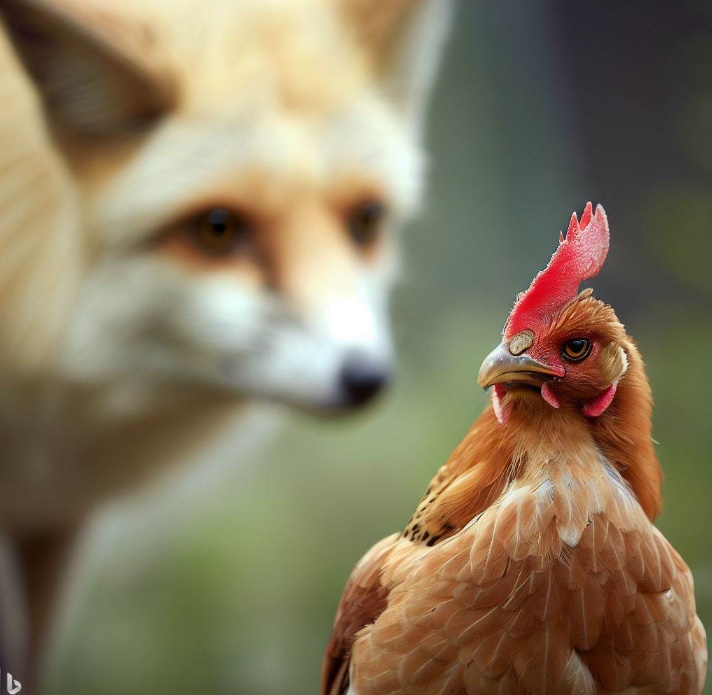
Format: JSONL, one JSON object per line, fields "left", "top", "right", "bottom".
{"left": 339, "top": 355, "right": 390, "bottom": 407}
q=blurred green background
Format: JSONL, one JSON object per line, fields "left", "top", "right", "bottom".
{"left": 46, "top": 1, "right": 711, "bottom": 693}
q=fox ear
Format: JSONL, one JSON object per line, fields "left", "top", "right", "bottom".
{"left": 0, "top": 0, "right": 177, "bottom": 136}
{"left": 340, "top": 0, "right": 453, "bottom": 128}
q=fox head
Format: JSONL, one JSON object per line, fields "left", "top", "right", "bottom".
{"left": 0, "top": 0, "right": 451, "bottom": 412}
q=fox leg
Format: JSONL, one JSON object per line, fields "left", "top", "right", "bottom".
{"left": 12, "top": 525, "right": 79, "bottom": 692}
{"left": 0, "top": 533, "right": 27, "bottom": 680}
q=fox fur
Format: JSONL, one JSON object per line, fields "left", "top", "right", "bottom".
{"left": 0, "top": 0, "right": 452, "bottom": 533}
{"left": 0, "top": 0, "right": 452, "bottom": 679}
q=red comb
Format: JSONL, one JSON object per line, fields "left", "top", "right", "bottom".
{"left": 504, "top": 202, "right": 609, "bottom": 338}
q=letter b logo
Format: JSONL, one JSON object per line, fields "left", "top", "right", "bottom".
{"left": 6, "top": 673, "right": 20, "bottom": 693}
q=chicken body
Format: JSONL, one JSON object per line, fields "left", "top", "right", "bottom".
{"left": 323, "top": 205, "right": 707, "bottom": 695}
{"left": 324, "top": 406, "right": 705, "bottom": 694}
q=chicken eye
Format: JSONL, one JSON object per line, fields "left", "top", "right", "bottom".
{"left": 562, "top": 338, "right": 591, "bottom": 362}
{"left": 347, "top": 200, "right": 386, "bottom": 250}
{"left": 192, "top": 208, "right": 251, "bottom": 256}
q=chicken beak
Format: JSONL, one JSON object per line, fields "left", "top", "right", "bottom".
{"left": 477, "top": 342, "right": 561, "bottom": 389}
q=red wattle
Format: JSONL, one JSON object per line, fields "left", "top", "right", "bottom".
{"left": 492, "top": 384, "right": 508, "bottom": 424}
{"left": 540, "top": 382, "right": 561, "bottom": 409}
{"left": 582, "top": 382, "right": 617, "bottom": 417}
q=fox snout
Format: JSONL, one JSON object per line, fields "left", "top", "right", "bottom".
{"left": 338, "top": 352, "right": 390, "bottom": 408}
{"left": 305, "top": 291, "right": 394, "bottom": 411}
{"left": 207, "top": 296, "right": 394, "bottom": 413}
{"left": 211, "top": 287, "right": 396, "bottom": 412}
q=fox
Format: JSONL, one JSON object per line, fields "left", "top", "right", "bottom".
{"left": 0, "top": 0, "right": 452, "bottom": 681}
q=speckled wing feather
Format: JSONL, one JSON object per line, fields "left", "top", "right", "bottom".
{"left": 323, "top": 534, "right": 403, "bottom": 695}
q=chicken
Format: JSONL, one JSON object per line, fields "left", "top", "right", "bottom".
{"left": 322, "top": 203, "right": 707, "bottom": 695}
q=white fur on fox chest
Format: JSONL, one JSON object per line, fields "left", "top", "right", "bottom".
{"left": 0, "top": 379, "right": 269, "bottom": 532}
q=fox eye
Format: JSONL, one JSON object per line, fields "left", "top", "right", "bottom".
{"left": 192, "top": 208, "right": 251, "bottom": 256}
{"left": 562, "top": 338, "right": 591, "bottom": 362}
{"left": 347, "top": 200, "right": 386, "bottom": 250}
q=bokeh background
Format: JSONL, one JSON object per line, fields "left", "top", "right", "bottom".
{"left": 45, "top": 1, "right": 711, "bottom": 693}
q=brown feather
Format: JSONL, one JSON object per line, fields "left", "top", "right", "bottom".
{"left": 322, "top": 534, "right": 401, "bottom": 695}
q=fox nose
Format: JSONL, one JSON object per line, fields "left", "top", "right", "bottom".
{"left": 339, "top": 354, "right": 390, "bottom": 407}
